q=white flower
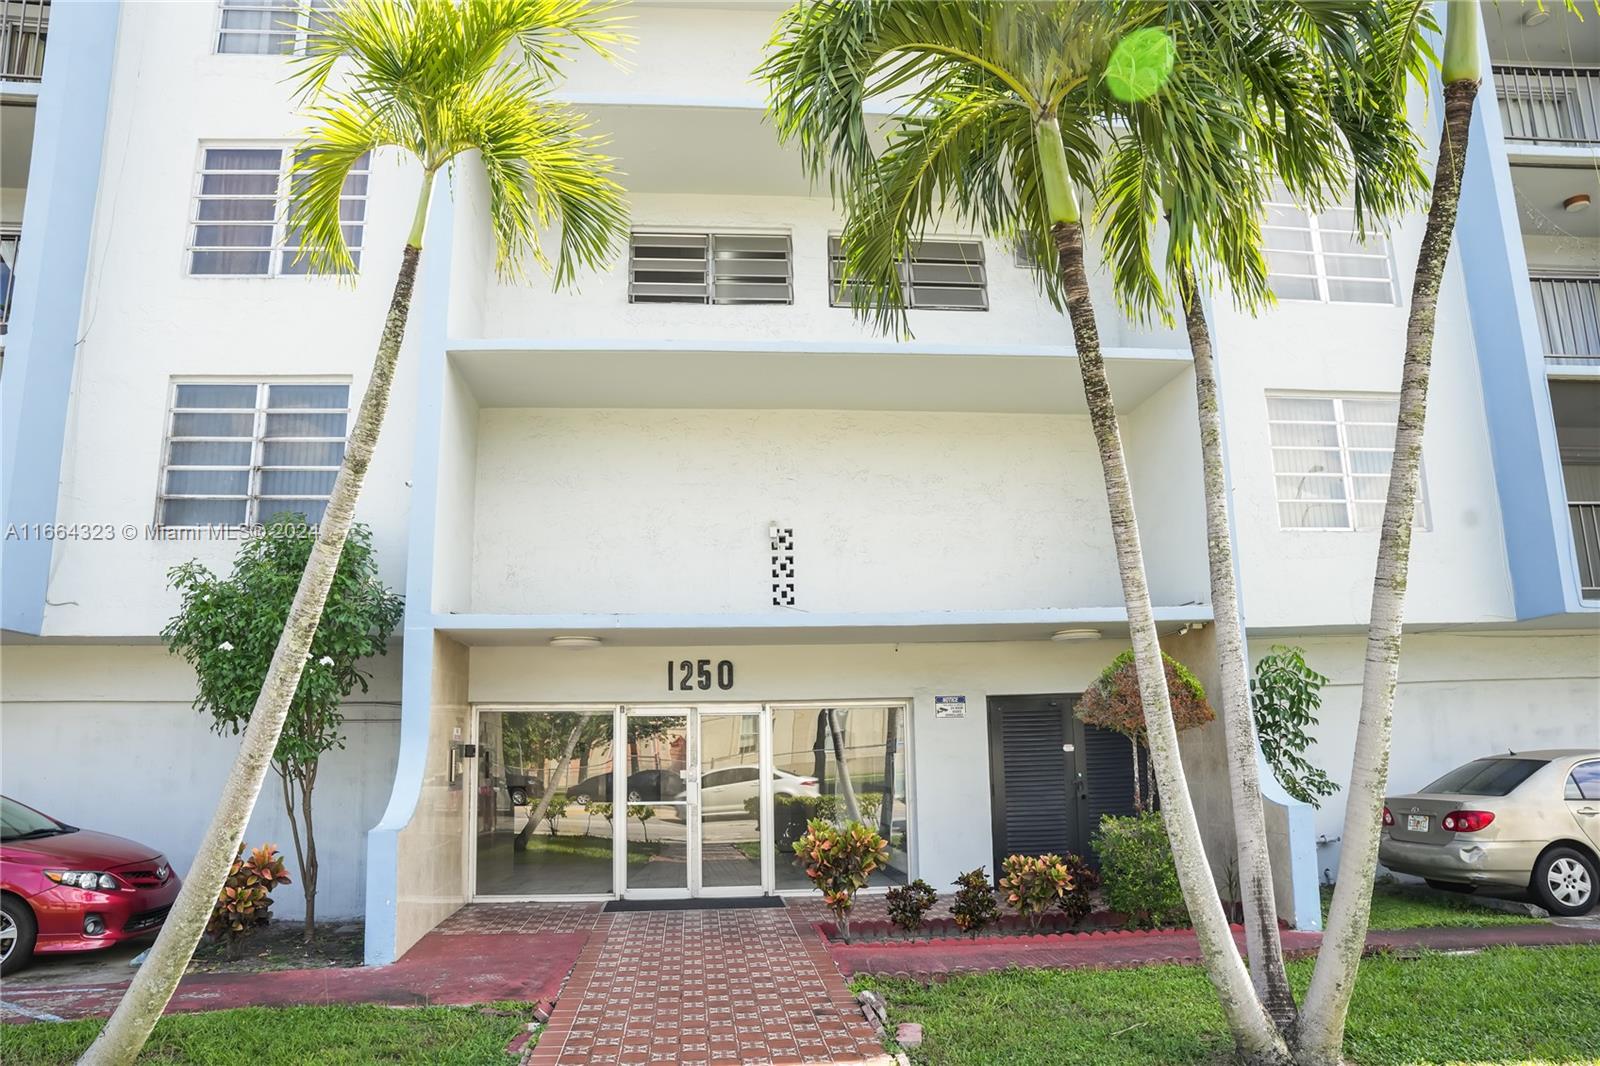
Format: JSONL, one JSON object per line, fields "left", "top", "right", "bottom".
{"left": 318, "top": 656, "right": 335, "bottom": 667}
{"left": 216, "top": 641, "right": 234, "bottom": 652}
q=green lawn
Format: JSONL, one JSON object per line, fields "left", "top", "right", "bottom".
{"left": 858, "top": 945, "right": 1600, "bottom": 1066}
{"left": 0, "top": 1004, "right": 530, "bottom": 1066}
{"left": 1330, "top": 883, "right": 1543, "bottom": 930}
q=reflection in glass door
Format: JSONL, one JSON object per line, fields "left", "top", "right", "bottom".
{"left": 619, "top": 710, "right": 691, "bottom": 894}
{"left": 696, "top": 707, "right": 766, "bottom": 894}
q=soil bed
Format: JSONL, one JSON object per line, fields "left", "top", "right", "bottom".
{"left": 187, "top": 920, "right": 364, "bottom": 973}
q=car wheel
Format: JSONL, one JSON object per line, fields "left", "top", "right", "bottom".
{"left": 1424, "top": 878, "right": 1476, "bottom": 894}
{"left": 627, "top": 790, "right": 642, "bottom": 802}
{"left": 1, "top": 896, "right": 37, "bottom": 977}
{"left": 1532, "top": 847, "right": 1597, "bottom": 916}
{"left": 509, "top": 788, "right": 528, "bottom": 807}
{"left": 572, "top": 794, "right": 590, "bottom": 807}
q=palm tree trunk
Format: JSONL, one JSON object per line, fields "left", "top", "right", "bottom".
{"left": 1051, "top": 210, "right": 1289, "bottom": 1065}
{"left": 517, "top": 719, "right": 585, "bottom": 851}
{"left": 878, "top": 711, "right": 897, "bottom": 840}
{"left": 1297, "top": 61, "right": 1481, "bottom": 1066}
{"left": 1179, "top": 269, "right": 1297, "bottom": 1032}
{"left": 80, "top": 169, "right": 436, "bottom": 1066}
{"left": 826, "top": 709, "right": 862, "bottom": 824}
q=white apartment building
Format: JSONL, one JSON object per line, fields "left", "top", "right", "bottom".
{"left": 1, "top": 1, "right": 1596, "bottom": 966}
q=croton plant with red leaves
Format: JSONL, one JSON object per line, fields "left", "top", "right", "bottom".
{"left": 792, "top": 818, "right": 889, "bottom": 941}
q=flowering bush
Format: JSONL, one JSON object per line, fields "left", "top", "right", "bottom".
{"left": 792, "top": 819, "right": 889, "bottom": 941}
{"left": 999, "top": 853, "right": 1074, "bottom": 930}
{"left": 950, "top": 868, "right": 998, "bottom": 936}
{"left": 207, "top": 844, "right": 291, "bottom": 956}
{"left": 1056, "top": 852, "right": 1100, "bottom": 924}
{"left": 885, "top": 878, "right": 938, "bottom": 932}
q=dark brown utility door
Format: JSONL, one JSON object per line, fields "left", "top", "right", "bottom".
{"left": 987, "top": 693, "right": 1149, "bottom": 876}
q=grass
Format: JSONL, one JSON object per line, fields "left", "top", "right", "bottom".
{"left": 1328, "top": 883, "right": 1543, "bottom": 930}
{"left": 0, "top": 1003, "right": 531, "bottom": 1066}
{"left": 858, "top": 945, "right": 1600, "bottom": 1066}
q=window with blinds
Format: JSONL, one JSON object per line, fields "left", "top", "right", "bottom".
{"left": 1263, "top": 198, "right": 1396, "bottom": 305}
{"left": 159, "top": 382, "right": 349, "bottom": 527}
{"left": 627, "top": 232, "right": 793, "bottom": 304}
{"left": 1267, "top": 393, "right": 1428, "bottom": 531}
{"left": 829, "top": 237, "right": 988, "bottom": 310}
{"left": 216, "top": 0, "right": 336, "bottom": 55}
{"left": 189, "top": 147, "right": 370, "bottom": 277}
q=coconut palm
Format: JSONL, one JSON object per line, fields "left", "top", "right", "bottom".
{"left": 1297, "top": 3, "right": 1483, "bottom": 1059}
{"left": 81, "top": 2, "right": 629, "bottom": 1062}
{"left": 763, "top": 3, "right": 1293, "bottom": 1060}
{"left": 1092, "top": 1, "right": 1429, "bottom": 1030}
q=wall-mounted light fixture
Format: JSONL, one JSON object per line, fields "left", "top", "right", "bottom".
{"left": 549, "top": 635, "right": 602, "bottom": 649}
{"left": 1050, "top": 628, "right": 1102, "bottom": 642}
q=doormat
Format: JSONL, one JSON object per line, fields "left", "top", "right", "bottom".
{"left": 603, "top": 896, "right": 786, "bottom": 912}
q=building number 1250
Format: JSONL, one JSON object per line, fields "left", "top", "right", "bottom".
{"left": 667, "top": 659, "right": 735, "bottom": 691}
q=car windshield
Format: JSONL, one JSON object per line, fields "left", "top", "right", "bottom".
{"left": 1421, "top": 758, "right": 1547, "bottom": 797}
{"left": 0, "top": 797, "right": 66, "bottom": 841}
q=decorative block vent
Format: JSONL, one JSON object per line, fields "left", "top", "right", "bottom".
{"left": 769, "top": 523, "right": 795, "bottom": 607}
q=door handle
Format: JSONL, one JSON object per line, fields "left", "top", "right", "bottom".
{"left": 1578, "top": 807, "right": 1599, "bottom": 816}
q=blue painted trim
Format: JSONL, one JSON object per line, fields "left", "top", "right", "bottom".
{"left": 1199, "top": 290, "right": 1321, "bottom": 932}
{"left": 448, "top": 337, "right": 1190, "bottom": 362}
{"left": 0, "top": 1, "right": 122, "bottom": 635}
{"left": 362, "top": 184, "right": 455, "bottom": 967}
{"left": 1456, "top": 40, "right": 1589, "bottom": 618}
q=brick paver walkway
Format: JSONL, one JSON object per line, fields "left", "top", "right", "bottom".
{"left": 527, "top": 908, "right": 888, "bottom": 1066}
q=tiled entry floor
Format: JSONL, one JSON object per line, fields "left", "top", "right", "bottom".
{"left": 526, "top": 905, "right": 888, "bottom": 1066}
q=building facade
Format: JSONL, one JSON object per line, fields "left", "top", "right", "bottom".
{"left": 1, "top": 1, "right": 1596, "bottom": 965}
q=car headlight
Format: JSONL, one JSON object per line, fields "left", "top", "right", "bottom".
{"left": 46, "top": 870, "right": 119, "bottom": 890}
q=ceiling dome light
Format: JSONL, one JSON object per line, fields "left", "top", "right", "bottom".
{"left": 549, "top": 635, "right": 602, "bottom": 649}
{"left": 1522, "top": 7, "right": 1551, "bottom": 25}
{"left": 1563, "top": 193, "right": 1592, "bottom": 213}
{"left": 1050, "top": 628, "right": 1102, "bottom": 642}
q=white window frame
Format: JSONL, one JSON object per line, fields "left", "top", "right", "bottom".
{"left": 187, "top": 143, "right": 369, "bottom": 278}
{"left": 829, "top": 235, "right": 989, "bottom": 312}
{"left": 156, "top": 378, "right": 351, "bottom": 528}
{"left": 214, "top": 0, "right": 333, "bottom": 57}
{"left": 1266, "top": 391, "right": 1430, "bottom": 533}
{"left": 1263, "top": 198, "right": 1398, "bottom": 306}
{"left": 626, "top": 229, "right": 794, "bottom": 305}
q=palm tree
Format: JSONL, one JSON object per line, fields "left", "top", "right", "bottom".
{"left": 1297, "top": 3, "right": 1483, "bottom": 1059}
{"left": 763, "top": 4, "right": 1291, "bottom": 1061}
{"left": 80, "top": 2, "right": 629, "bottom": 1061}
{"left": 1091, "top": 2, "right": 1429, "bottom": 1029}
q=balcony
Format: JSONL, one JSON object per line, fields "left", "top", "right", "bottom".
{"left": 1573, "top": 502, "right": 1600, "bottom": 600}
{"left": 0, "top": 227, "right": 16, "bottom": 342}
{"left": 0, "top": 0, "right": 47, "bottom": 82}
{"left": 1494, "top": 64, "right": 1600, "bottom": 145}
{"left": 1530, "top": 275, "right": 1600, "bottom": 366}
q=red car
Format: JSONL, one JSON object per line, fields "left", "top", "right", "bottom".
{"left": 1, "top": 796, "right": 181, "bottom": 975}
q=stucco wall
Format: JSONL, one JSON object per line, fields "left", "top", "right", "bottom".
{"left": 469, "top": 408, "right": 1133, "bottom": 615}
{"left": 0, "top": 643, "right": 400, "bottom": 920}
{"left": 1258, "top": 631, "right": 1600, "bottom": 880}
{"left": 32, "top": 0, "right": 422, "bottom": 638}
{"left": 392, "top": 634, "right": 471, "bottom": 957}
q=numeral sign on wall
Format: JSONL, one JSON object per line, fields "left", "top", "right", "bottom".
{"left": 667, "top": 659, "right": 735, "bottom": 691}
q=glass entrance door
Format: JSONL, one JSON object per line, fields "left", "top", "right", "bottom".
{"left": 620, "top": 705, "right": 769, "bottom": 898}
{"left": 695, "top": 706, "right": 766, "bottom": 894}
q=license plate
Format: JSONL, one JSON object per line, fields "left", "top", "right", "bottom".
{"left": 1406, "top": 814, "right": 1429, "bottom": 833}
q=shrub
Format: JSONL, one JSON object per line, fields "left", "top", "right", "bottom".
{"left": 792, "top": 819, "right": 888, "bottom": 941}
{"left": 999, "top": 854, "right": 1074, "bottom": 930}
{"left": 1055, "top": 852, "right": 1100, "bottom": 924}
{"left": 1093, "top": 812, "right": 1188, "bottom": 929}
{"left": 207, "top": 844, "right": 290, "bottom": 957}
{"left": 628, "top": 804, "right": 655, "bottom": 843}
{"left": 1252, "top": 645, "right": 1338, "bottom": 808}
{"left": 950, "top": 868, "right": 999, "bottom": 936}
{"left": 885, "top": 878, "right": 938, "bottom": 932}
{"left": 541, "top": 793, "right": 568, "bottom": 837}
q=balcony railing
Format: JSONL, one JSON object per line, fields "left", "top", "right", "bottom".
{"left": 1572, "top": 502, "right": 1600, "bottom": 600}
{"left": 0, "top": 0, "right": 46, "bottom": 81}
{"left": 1494, "top": 63, "right": 1600, "bottom": 145}
{"left": 0, "top": 229, "right": 16, "bottom": 339}
{"left": 1530, "top": 275, "right": 1600, "bottom": 366}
